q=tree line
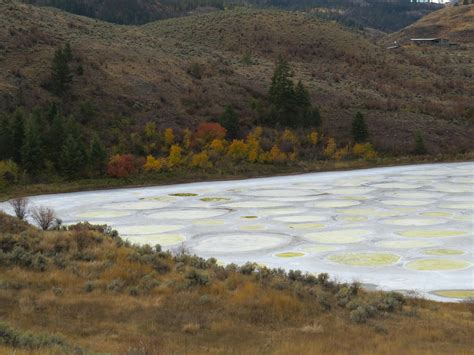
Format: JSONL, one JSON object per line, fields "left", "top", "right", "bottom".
{"left": 0, "top": 106, "right": 106, "bottom": 182}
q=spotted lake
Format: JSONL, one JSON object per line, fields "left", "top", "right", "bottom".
{"left": 1, "top": 163, "right": 473, "bottom": 301}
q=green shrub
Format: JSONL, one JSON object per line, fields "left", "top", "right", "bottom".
{"left": 83, "top": 281, "right": 95, "bottom": 293}
{"left": 107, "top": 279, "right": 125, "bottom": 292}
{"left": 0, "top": 160, "right": 19, "bottom": 189}
{"left": 128, "top": 286, "right": 139, "bottom": 297}
{"left": 373, "top": 292, "right": 405, "bottom": 312}
{"left": 185, "top": 269, "right": 209, "bottom": 287}
{"left": 0, "top": 321, "right": 66, "bottom": 348}
{"left": 350, "top": 304, "right": 376, "bottom": 323}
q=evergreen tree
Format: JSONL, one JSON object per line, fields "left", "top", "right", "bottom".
{"left": 63, "top": 42, "right": 73, "bottom": 62}
{"left": 351, "top": 112, "right": 369, "bottom": 143}
{"left": 11, "top": 110, "right": 25, "bottom": 164}
{"left": 51, "top": 46, "right": 72, "bottom": 96}
{"left": 45, "top": 113, "right": 66, "bottom": 168}
{"left": 218, "top": 106, "right": 239, "bottom": 139}
{"left": 0, "top": 114, "right": 13, "bottom": 160}
{"left": 267, "top": 58, "right": 320, "bottom": 128}
{"left": 300, "top": 107, "right": 321, "bottom": 128}
{"left": 294, "top": 81, "right": 321, "bottom": 128}
{"left": 21, "top": 117, "right": 43, "bottom": 174}
{"left": 89, "top": 134, "right": 107, "bottom": 176}
{"left": 268, "top": 56, "right": 296, "bottom": 127}
{"left": 413, "top": 131, "right": 427, "bottom": 155}
{"left": 268, "top": 56, "right": 294, "bottom": 113}
{"left": 294, "top": 81, "right": 311, "bottom": 110}
{"left": 59, "top": 134, "right": 88, "bottom": 179}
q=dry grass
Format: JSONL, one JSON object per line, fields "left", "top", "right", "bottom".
{"left": 0, "top": 212, "right": 473, "bottom": 354}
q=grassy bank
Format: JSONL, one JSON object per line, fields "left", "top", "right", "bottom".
{"left": 2, "top": 153, "right": 473, "bottom": 201}
{"left": 0, "top": 212, "right": 473, "bottom": 354}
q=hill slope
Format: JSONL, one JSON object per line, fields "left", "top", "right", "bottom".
{"left": 393, "top": 4, "right": 474, "bottom": 43}
{"left": 22, "top": 0, "right": 441, "bottom": 32}
{"left": 0, "top": 2, "right": 473, "bottom": 154}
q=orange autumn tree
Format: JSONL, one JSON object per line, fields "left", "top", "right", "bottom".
{"left": 107, "top": 154, "right": 141, "bottom": 178}
{"left": 194, "top": 122, "right": 227, "bottom": 147}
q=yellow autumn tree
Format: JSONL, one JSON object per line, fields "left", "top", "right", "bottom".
{"left": 246, "top": 133, "right": 261, "bottom": 163}
{"left": 309, "top": 130, "right": 319, "bottom": 145}
{"left": 353, "top": 143, "right": 377, "bottom": 160}
{"left": 334, "top": 146, "right": 350, "bottom": 161}
{"left": 190, "top": 152, "right": 212, "bottom": 169}
{"left": 182, "top": 128, "right": 193, "bottom": 150}
{"left": 209, "top": 138, "right": 225, "bottom": 154}
{"left": 144, "top": 122, "right": 157, "bottom": 140}
{"left": 227, "top": 139, "right": 248, "bottom": 161}
{"left": 248, "top": 126, "right": 263, "bottom": 140}
{"left": 268, "top": 145, "right": 287, "bottom": 164}
{"left": 143, "top": 155, "right": 167, "bottom": 172}
{"left": 282, "top": 129, "right": 298, "bottom": 146}
{"left": 167, "top": 144, "right": 183, "bottom": 167}
{"left": 164, "top": 128, "right": 175, "bottom": 147}
{"left": 324, "top": 137, "right": 337, "bottom": 158}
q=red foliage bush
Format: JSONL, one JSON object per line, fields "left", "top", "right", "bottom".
{"left": 194, "top": 122, "right": 227, "bottom": 145}
{"left": 106, "top": 154, "right": 142, "bottom": 178}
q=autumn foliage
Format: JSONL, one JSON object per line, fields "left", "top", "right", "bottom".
{"left": 106, "top": 119, "right": 379, "bottom": 177}
{"left": 194, "top": 122, "right": 227, "bottom": 145}
{"left": 106, "top": 154, "right": 141, "bottom": 178}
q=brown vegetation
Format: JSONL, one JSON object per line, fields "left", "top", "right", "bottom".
{"left": 0, "top": 211, "right": 473, "bottom": 353}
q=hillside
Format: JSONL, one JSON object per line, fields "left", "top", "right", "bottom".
{"left": 0, "top": 1, "right": 473, "bottom": 155}
{"left": 22, "top": 0, "right": 441, "bottom": 32}
{"left": 1, "top": 211, "right": 473, "bottom": 353}
{"left": 392, "top": 4, "right": 474, "bottom": 43}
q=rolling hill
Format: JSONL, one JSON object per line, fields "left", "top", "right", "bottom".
{"left": 22, "top": 0, "right": 442, "bottom": 32}
{"left": 0, "top": 1, "right": 473, "bottom": 154}
{"left": 392, "top": 4, "right": 474, "bottom": 43}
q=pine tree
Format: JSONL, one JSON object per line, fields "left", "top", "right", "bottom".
{"left": 89, "top": 135, "right": 107, "bottom": 176}
{"left": 413, "top": 131, "right": 427, "bottom": 155}
{"left": 268, "top": 56, "right": 295, "bottom": 126}
{"left": 21, "top": 117, "right": 43, "bottom": 174}
{"left": 218, "top": 106, "right": 239, "bottom": 139}
{"left": 45, "top": 114, "right": 66, "bottom": 168}
{"left": 0, "top": 114, "right": 13, "bottom": 160}
{"left": 63, "top": 42, "right": 73, "bottom": 62}
{"left": 294, "top": 81, "right": 311, "bottom": 110}
{"left": 59, "top": 134, "right": 88, "bottom": 179}
{"left": 11, "top": 110, "right": 25, "bottom": 164}
{"left": 51, "top": 46, "right": 72, "bottom": 96}
{"left": 351, "top": 112, "right": 369, "bottom": 143}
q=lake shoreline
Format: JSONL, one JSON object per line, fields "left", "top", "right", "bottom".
{"left": 2, "top": 153, "right": 473, "bottom": 201}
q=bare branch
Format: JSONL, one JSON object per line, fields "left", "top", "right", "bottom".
{"left": 8, "top": 197, "right": 29, "bottom": 220}
{"left": 31, "top": 206, "right": 57, "bottom": 231}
